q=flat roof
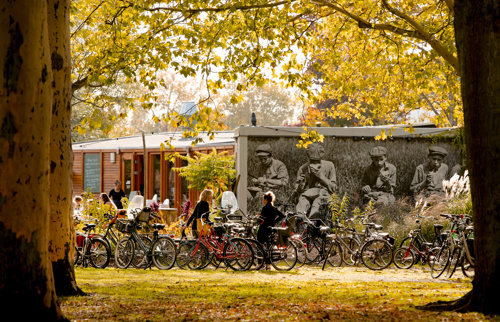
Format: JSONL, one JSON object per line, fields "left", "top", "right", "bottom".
{"left": 73, "top": 124, "right": 458, "bottom": 151}
{"left": 234, "top": 125, "right": 458, "bottom": 138}
{"left": 72, "top": 131, "right": 236, "bottom": 151}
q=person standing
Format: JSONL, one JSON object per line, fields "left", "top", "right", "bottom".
{"left": 257, "top": 191, "right": 285, "bottom": 270}
{"left": 109, "top": 180, "right": 126, "bottom": 209}
{"left": 186, "top": 189, "right": 213, "bottom": 238}
{"left": 411, "top": 146, "right": 449, "bottom": 196}
{"left": 360, "top": 146, "right": 397, "bottom": 206}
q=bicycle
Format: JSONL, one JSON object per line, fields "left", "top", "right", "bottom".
{"left": 186, "top": 215, "right": 255, "bottom": 271}
{"left": 399, "top": 214, "right": 445, "bottom": 255}
{"left": 430, "top": 213, "right": 474, "bottom": 279}
{"left": 393, "top": 228, "right": 440, "bottom": 269}
{"left": 114, "top": 207, "right": 177, "bottom": 270}
{"left": 74, "top": 221, "right": 111, "bottom": 268}
{"left": 323, "top": 216, "right": 394, "bottom": 270}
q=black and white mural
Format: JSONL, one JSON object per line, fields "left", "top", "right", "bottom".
{"left": 246, "top": 137, "right": 462, "bottom": 217}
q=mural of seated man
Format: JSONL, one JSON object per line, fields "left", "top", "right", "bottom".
{"left": 294, "top": 143, "right": 337, "bottom": 219}
{"left": 247, "top": 144, "right": 289, "bottom": 201}
{"left": 410, "top": 146, "right": 449, "bottom": 197}
{"left": 361, "top": 146, "right": 397, "bottom": 206}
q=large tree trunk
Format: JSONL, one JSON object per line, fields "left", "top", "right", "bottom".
{"left": 0, "top": 1, "right": 66, "bottom": 319}
{"left": 454, "top": 0, "right": 500, "bottom": 315}
{"left": 47, "top": 0, "right": 80, "bottom": 297}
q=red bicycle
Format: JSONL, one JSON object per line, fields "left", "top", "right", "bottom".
{"left": 186, "top": 216, "right": 254, "bottom": 271}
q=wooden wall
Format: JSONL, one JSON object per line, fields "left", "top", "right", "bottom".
{"left": 72, "top": 144, "right": 235, "bottom": 216}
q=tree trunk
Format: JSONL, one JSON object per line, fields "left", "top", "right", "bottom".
{"left": 47, "top": 0, "right": 80, "bottom": 296}
{"left": 0, "top": 1, "right": 66, "bottom": 319}
{"left": 454, "top": 0, "right": 500, "bottom": 315}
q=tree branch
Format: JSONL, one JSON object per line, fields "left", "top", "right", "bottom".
{"left": 311, "top": 0, "right": 459, "bottom": 74}
{"left": 380, "top": 0, "right": 458, "bottom": 73}
{"left": 72, "top": 77, "right": 88, "bottom": 93}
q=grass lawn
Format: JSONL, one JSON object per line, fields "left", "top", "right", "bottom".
{"left": 60, "top": 266, "right": 493, "bottom": 321}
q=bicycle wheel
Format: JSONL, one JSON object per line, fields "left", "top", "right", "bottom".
{"left": 461, "top": 255, "right": 475, "bottom": 278}
{"left": 399, "top": 237, "right": 422, "bottom": 264}
{"left": 340, "top": 237, "right": 360, "bottom": 266}
{"left": 270, "top": 241, "right": 297, "bottom": 271}
{"left": 393, "top": 247, "right": 415, "bottom": 269}
{"left": 292, "top": 239, "right": 307, "bottom": 268}
{"left": 361, "top": 239, "right": 393, "bottom": 270}
{"left": 115, "top": 237, "right": 134, "bottom": 269}
{"left": 87, "top": 237, "right": 111, "bottom": 269}
{"left": 187, "top": 243, "right": 210, "bottom": 270}
{"left": 176, "top": 241, "right": 196, "bottom": 269}
{"left": 246, "top": 239, "right": 265, "bottom": 271}
{"left": 74, "top": 247, "right": 81, "bottom": 266}
{"left": 323, "top": 240, "right": 342, "bottom": 269}
{"left": 430, "top": 246, "right": 450, "bottom": 279}
{"left": 446, "top": 247, "right": 461, "bottom": 278}
{"left": 304, "top": 237, "right": 321, "bottom": 264}
{"left": 131, "top": 235, "right": 152, "bottom": 269}
{"left": 152, "top": 236, "right": 177, "bottom": 270}
{"left": 223, "top": 238, "right": 254, "bottom": 271}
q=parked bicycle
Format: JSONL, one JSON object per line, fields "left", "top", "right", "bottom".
{"left": 430, "top": 213, "right": 474, "bottom": 279}
{"left": 114, "top": 207, "right": 177, "bottom": 270}
{"left": 74, "top": 220, "right": 111, "bottom": 268}
{"left": 185, "top": 214, "right": 255, "bottom": 271}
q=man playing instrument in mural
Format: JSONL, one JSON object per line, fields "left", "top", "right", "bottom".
{"left": 247, "top": 144, "right": 289, "bottom": 203}
{"left": 361, "top": 146, "right": 397, "bottom": 206}
{"left": 294, "top": 143, "right": 337, "bottom": 219}
{"left": 410, "top": 146, "right": 449, "bottom": 197}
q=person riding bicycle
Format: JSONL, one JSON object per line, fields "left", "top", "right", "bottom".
{"left": 257, "top": 191, "right": 285, "bottom": 269}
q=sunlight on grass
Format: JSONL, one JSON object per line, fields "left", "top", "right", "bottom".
{"left": 59, "top": 267, "right": 490, "bottom": 321}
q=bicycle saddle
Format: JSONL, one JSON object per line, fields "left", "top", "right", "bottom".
{"left": 152, "top": 223, "right": 165, "bottom": 230}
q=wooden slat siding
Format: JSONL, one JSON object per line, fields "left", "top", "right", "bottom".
{"left": 73, "top": 151, "right": 83, "bottom": 196}
{"left": 71, "top": 145, "right": 235, "bottom": 211}
{"left": 102, "top": 152, "right": 119, "bottom": 196}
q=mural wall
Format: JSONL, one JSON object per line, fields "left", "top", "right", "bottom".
{"left": 245, "top": 137, "right": 462, "bottom": 218}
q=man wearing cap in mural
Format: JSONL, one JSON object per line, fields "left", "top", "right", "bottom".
{"left": 251, "top": 144, "right": 289, "bottom": 190}
{"left": 294, "top": 142, "right": 337, "bottom": 219}
{"left": 361, "top": 146, "right": 397, "bottom": 205}
{"left": 410, "top": 146, "right": 449, "bottom": 196}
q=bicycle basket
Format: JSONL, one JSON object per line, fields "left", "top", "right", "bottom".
{"left": 116, "top": 219, "right": 134, "bottom": 233}
{"left": 134, "top": 207, "right": 152, "bottom": 222}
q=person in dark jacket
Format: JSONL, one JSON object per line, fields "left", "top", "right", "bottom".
{"left": 109, "top": 180, "right": 126, "bottom": 209}
{"left": 186, "top": 189, "right": 213, "bottom": 238}
{"left": 257, "top": 191, "right": 285, "bottom": 269}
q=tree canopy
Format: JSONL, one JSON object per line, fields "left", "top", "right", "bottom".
{"left": 71, "top": 0, "right": 460, "bottom": 141}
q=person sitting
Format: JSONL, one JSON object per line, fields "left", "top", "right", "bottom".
{"left": 100, "top": 193, "right": 117, "bottom": 212}
{"left": 294, "top": 143, "right": 336, "bottom": 218}
{"left": 411, "top": 146, "right": 449, "bottom": 197}
{"left": 360, "top": 146, "right": 397, "bottom": 206}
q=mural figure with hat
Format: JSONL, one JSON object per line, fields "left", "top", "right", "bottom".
{"left": 247, "top": 144, "right": 289, "bottom": 203}
{"left": 410, "top": 146, "right": 449, "bottom": 196}
{"left": 294, "top": 142, "right": 337, "bottom": 219}
{"left": 360, "top": 146, "right": 397, "bottom": 205}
